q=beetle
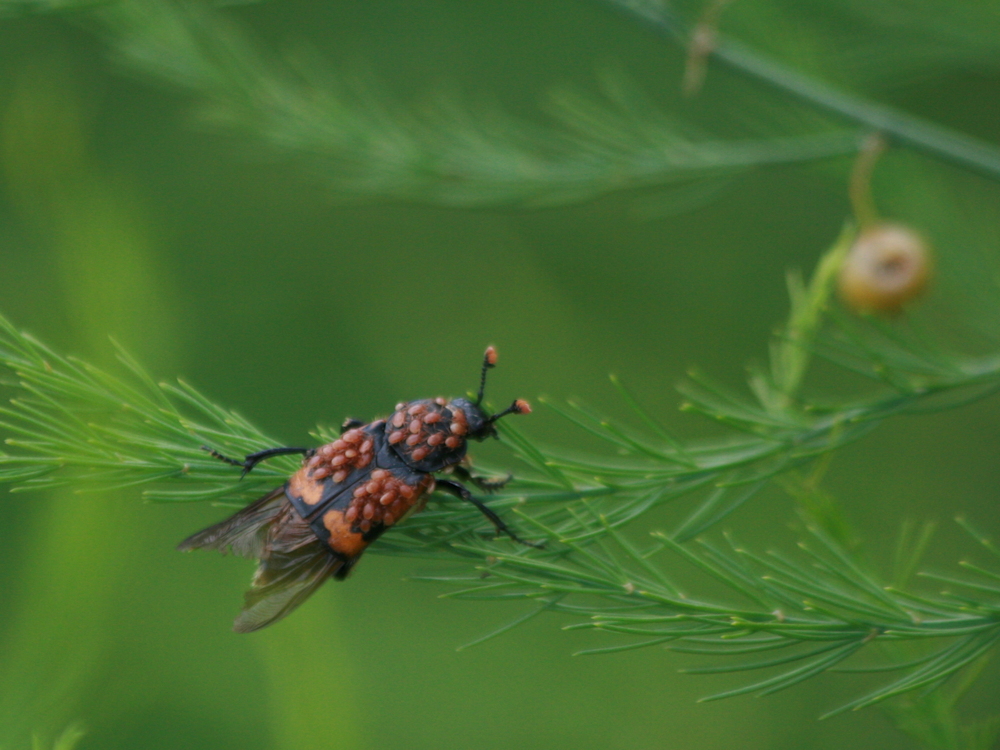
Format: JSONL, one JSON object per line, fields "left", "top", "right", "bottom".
{"left": 179, "top": 346, "right": 533, "bottom": 632}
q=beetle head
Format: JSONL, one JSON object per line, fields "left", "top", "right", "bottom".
{"left": 386, "top": 348, "right": 530, "bottom": 472}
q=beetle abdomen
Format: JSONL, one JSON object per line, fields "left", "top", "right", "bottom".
{"left": 338, "top": 468, "right": 434, "bottom": 532}
{"left": 318, "top": 471, "right": 435, "bottom": 570}
{"left": 285, "top": 423, "right": 434, "bottom": 563}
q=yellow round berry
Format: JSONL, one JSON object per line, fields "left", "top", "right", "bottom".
{"left": 838, "top": 223, "right": 931, "bottom": 314}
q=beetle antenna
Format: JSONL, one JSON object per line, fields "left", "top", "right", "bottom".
{"left": 486, "top": 399, "right": 532, "bottom": 424}
{"left": 475, "top": 346, "right": 498, "bottom": 405}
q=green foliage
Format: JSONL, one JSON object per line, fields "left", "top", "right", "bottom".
{"left": 27, "top": 724, "right": 84, "bottom": 750}
{"left": 433, "top": 519, "right": 1000, "bottom": 714}
{"left": 88, "top": 0, "right": 864, "bottom": 207}
{"left": 882, "top": 653, "right": 1000, "bottom": 750}
{"left": 0, "top": 0, "right": 102, "bottom": 17}
{"left": 2, "top": 0, "right": 1000, "bottom": 746}
{"left": 9, "top": 0, "right": 862, "bottom": 206}
{"left": 407, "top": 233, "right": 1000, "bottom": 717}
{"left": 4, "top": 0, "right": 998, "bottom": 204}
{"left": 0, "top": 224, "right": 999, "bottom": 723}
{"left": 2, "top": 0, "right": 1000, "bottom": 203}
{"left": 600, "top": 0, "right": 1000, "bottom": 182}
{"left": 0, "top": 314, "right": 296, "bottom": 505}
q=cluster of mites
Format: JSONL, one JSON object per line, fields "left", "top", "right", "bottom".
{"left": 300, "top": 403, "right": 460, "bottom": 533}
{"left": 344, "top": 469, "right": 430, "bottom": 532}
{"left": 305, "top": 427, "right": 375, "bottom": 484}
{"left": 386, "top": 398, "right": 466, "bottom": 461}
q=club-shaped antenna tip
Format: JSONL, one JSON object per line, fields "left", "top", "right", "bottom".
{"left": 484, "top": 346, "right": 498, "bottom": 366}
{"left": 514, "top": 399, "right": 532, "bottom": 414}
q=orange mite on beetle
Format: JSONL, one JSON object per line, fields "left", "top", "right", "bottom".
{"left": 179, "top": 347, "right": 534, "bottom": 632}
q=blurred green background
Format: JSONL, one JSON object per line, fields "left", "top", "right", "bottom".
{"left": 1, "top": 2, "right": 1000, "bottom": 749}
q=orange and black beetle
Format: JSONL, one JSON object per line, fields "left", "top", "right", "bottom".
{"left": 180, "top": 347, "right": 532, "bottom": 632}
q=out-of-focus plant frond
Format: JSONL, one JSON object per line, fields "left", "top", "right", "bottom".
{"left": 598, "top": 0, "right": 1000, "bottom": 184}
{"left": 6, "top": 0, "right": 1000, "bottom": 201}
{"left": 720, "top": 0, "right": 1000, "bottom": 83}
{"left": 3, "top": 0, "right": 859, "bottom": 206}
{"left": 0, "top": 0, "right": 104, "bottom": 18}
{"left": 29, "top": 724, "right": 84, "bottom": 750}
{"left": 882, "top": 645, "right": 1000, "bottom": 750}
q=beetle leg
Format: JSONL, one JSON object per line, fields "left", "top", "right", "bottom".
{"left": 435, "top": 478, "right": 542, "bottom": 548}
{"left": 202, "top": 445, "right": 314, "bottom": 479}
{"left": 202, "top": 446, "right": 246, "bottom": 469}
{"left": 451, "top": 464, "right": 512, "bottom": 493}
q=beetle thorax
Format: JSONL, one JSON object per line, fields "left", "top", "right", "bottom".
{"left": 386, "top": 398, "right": 471, "bottom": 471}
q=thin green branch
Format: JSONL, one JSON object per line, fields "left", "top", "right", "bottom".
{"left": 436, "top": 520, "right": 1000, "bottom": 713}
{"left": 712, "top": 39, "right": 1000, "bottom": 181}
{"left": 596, "top": 0, "right": 1000, "bottom": 182}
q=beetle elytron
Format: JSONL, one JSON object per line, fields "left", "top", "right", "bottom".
{"left": 180, "top": 347, "right": 532, "bottom": 632}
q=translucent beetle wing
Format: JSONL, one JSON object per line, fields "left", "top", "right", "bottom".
{"left": 233, "top": 540, "right": 346, "bottom": 633}
{"left": 181, "top": 485, "right": 355, "bottom": 631}
{"left": 177, "top": 486, "right": 286, "bottom": 559}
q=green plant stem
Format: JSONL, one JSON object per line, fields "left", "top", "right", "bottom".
{"left": 597, "top": 0, "right": 1000, "bottom": 182}
{"left": 764, "top": 224, "right": 854, "bottom": 411}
